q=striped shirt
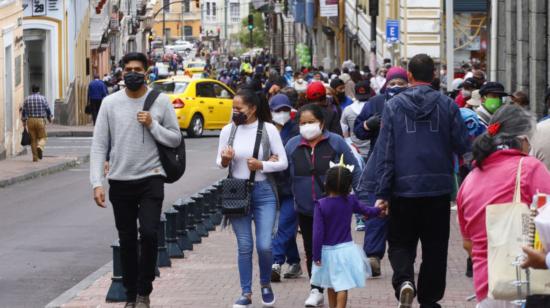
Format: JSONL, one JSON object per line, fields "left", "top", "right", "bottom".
{"left": 22, "top": 93, "right": 51, "bottom": 121}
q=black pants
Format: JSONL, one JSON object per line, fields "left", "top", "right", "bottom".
{"left": 109, "top": 176, "right": 164, "bottom": 301}
{"left": 90, "top": 99, "right": 102, "bottom": 125}
{"left": 298, "top": 213, "right": 323, "bottom": 292}
{"left": 387, "top": 195, "right": 450, "bottom": 307}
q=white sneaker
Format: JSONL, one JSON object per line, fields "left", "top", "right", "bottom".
{"left": 304, "top": 289, "right": 324, "bottom": 307}
{"left": 398, "top": 281, "right": 415, "bottom": 308}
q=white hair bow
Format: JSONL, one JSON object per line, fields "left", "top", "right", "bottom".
{"left": 329, "top": 155, "right": 355, "bottom": 173}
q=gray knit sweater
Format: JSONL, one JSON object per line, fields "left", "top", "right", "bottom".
{"left": 90, "top": 89, "right": 181, "bottom": 188}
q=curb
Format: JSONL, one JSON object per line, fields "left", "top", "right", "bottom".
{"left": 45, "top": 261, "right": 112, "bottom": 308}
{"left": 47, "top": 131, "right": 93, "bottom": 138}
{"left": 0, "top": 154, "right": 90, "bottom": 188}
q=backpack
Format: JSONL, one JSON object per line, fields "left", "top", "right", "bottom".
{"left": 143, "top": 90, "right": 186, "bottom": 183}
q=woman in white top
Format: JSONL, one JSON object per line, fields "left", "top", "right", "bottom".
{"left": 216, "top": 88, "right": 288, "bottom": 308}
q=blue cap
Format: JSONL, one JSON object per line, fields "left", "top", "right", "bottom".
{"left": 269, "top": 94, "right": 292, "bottom": 111}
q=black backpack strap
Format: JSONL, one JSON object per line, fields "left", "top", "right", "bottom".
{"left": 303, "top": 147, "right": 325, "bottom": 194}
{"left": 248, "top": 121, "right": 264, "bottom": 183}
{"left": 143, "top": 89, "right": 161, "bottom": 111}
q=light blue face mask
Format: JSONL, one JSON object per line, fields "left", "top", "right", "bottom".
{"left": 385, "top": 86, "right": 407, "bottom": 100}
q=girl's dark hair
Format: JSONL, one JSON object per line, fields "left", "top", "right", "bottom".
{"left": 235, "top": 89, "right": 272, "bottom": 123}
{"left": 473, "top": 104, "right": 535, "bottom": 169}
{"left": 325, "top": 166, "right": 353, "bottom": 196}
{"left": 297, "top": 104, "right": 325, "bottom": 125}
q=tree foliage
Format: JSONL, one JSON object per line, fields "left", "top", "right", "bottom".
{"left": 237, "top": 11, "right": 266, "bottom": 48}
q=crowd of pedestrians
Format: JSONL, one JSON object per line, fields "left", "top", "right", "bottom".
{"left": 88, "top": 50, "right": 550, "bottom": 308}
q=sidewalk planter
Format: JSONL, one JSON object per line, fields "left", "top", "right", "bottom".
{"left": 185, "top": 200, "right": 202, "bottom": 244}
{"left": 174, "top": 199, "right": 193, "bottom": 251}
{"left": 164, "top": 209, "right": 184, "bottom": 258}
{"left": 157, "top": 215, "right": 172, "bottom": 268}
{"left": 106, "top": 241, "right": 127, "bottom": 302}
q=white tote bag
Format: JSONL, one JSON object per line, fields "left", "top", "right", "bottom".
{"left": 486, "top": 158, "right": 550, "bottom": 300}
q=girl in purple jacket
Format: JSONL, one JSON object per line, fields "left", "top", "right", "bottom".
{"left": 311, "top": 162, "right": 384, "bottom": 308}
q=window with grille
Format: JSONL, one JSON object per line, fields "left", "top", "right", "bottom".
{"left": 230, "top": 2, "right": 240, "bottom": 23}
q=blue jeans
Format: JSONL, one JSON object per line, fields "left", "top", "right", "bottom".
{"left": 272, "top": 196, "right": 300, "bottom": 265}
{"left": 231, "top": 181, "right": 277, "bottom": 294}
{"left": 357, "top": 190, "right": 388, "bottom": 259}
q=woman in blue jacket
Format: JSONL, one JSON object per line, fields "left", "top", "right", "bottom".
{"left": 285, "top": 104, "right": 361, "bottom": 307}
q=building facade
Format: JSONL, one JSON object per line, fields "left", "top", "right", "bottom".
{"left": 0, "top": 0, "right": 25, "bottom": 159}
{"left": 151, "top": 0, "right": 201, "bottom": 43}
{"left": 201, "top": 0, "right": 251, "bottom": 50}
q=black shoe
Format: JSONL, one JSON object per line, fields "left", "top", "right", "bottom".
{"left": 466, "top": 257, "right": 473, "bottom": 278}
{"left": 369, "top": 257, "right": 381, "bottom": 278}
{"left": 37, "top": 148, "right": 43, "bottom": 160}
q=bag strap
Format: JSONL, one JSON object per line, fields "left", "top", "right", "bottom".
{"left": 513, "top": 157, "right": 526, "bottom": 203}
{"left": 143, "top": 89, "right": 161, "bottom": 111}
{"left": 249, "top": 121, "right": 264, "bottom": 183}
{"left": 302, "top": 147, "right": 325, "bottom": 193}
{"left": 227, "top": 124, "right": 238, "bottom": 178}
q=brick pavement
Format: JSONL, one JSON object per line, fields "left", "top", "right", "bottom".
{"left": 62, "top": 209, "right": 476, "bottom": 308}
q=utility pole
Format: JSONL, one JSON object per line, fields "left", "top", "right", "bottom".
{"left": 446, "top": 0, "right": 454, "bottom": 89}
{"left": 224, "top": 0, "right": 228, "bottom": 52}
{"left": 163, "top": 7, "right": 166, "bottom": 53}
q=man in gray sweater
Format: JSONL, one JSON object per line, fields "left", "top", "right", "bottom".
{"left": 90, "top": 52, "right": 181, "bottom": 308}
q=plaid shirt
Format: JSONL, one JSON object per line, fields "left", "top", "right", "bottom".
{"left": 22, "top": 93, "right": 51, "bottom": 121}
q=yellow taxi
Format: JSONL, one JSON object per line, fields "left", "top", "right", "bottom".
{"left": 151, "top": 77, "right": 235, "bottom": 137}
{"left": 185, "top": 61, "right": 206, "bottom": 74}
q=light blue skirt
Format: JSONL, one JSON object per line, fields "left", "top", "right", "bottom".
{"left": 310, "top": 241, "right": 372, "bottom": 292}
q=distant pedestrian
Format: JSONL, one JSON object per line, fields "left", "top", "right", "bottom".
{"left": 216, "top": 89, "right": 288, "bottom": 308}
{"left": 90, "top": 52, "right": 182, "bottom": 308}
{"left": 330, "top": 78, "right": 353, "bottom": 110}
{"left": 305, "top": 81, "right": 343, "bottom": 136}
{"left": 88, "top": 75, "right": 109, "bottom": 124}
{"left": 374, "top": 54, "right": 470, "bottom": 307}
{"left": 22, "top": 85, "right": 52, "bottom": 162}
{"left": 476, "top": 82, "right": 509, "bottom": 126}
{"left": 370, "top": 68, "right": 387, "bottom": 94}
{"left": 311, "top": 164, "right": 383, "bottom": 308}
{"left": 510, "top": 90, "right": 529, "bottom": 109}
{"left": 285, "top": 104, "right": 361, "bottom": 307}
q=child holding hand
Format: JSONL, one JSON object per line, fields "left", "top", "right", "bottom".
{"left": 311, "top": 162, "right": 385, "bottom": 308}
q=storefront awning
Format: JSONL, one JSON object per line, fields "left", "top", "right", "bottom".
{"left": 90, "top": 14, "right": 110, "bottom": 49}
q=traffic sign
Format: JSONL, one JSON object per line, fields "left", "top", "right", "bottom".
{"left": 386, "top": 19, "right": 399, "bottom": 44}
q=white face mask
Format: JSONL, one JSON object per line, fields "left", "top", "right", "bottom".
{"left": 300, "top": 123, "right": 322, "bottom": 140}
{"left": 462, "top": 89, "right": 472, "bottom": 98}
{"left": 271, "top": 111, "right": 291, "bottom": 126}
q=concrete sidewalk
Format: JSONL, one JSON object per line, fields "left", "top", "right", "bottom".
{"left": 0, "top": 126, "right": 93, "bottom": 188}
{"left": 58, "top": 212, "right": 476, "bottom": 308}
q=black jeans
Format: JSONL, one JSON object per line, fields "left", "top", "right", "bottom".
{"left": 387, "top": 194, "right": 450, "bottom": 307}
{"left": 90, "top": 98, "right": 102, "bottom": 125}
{"left": 298, "top": 213, "right": 323, "bottom": 292}
{"left": 109, "top": 176, "right": 164, "bottom": 301}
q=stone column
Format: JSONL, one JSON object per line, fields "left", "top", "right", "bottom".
{"left": 529, "top": 0, "right": 547, "bottom": 117}
{"left": 496, "top": 0, "right": 507, "bottom": 83}
{"left": 516, "top": 0, "right": 529, "bottom": 91}
{"left": 504, "top": 0, "right": 516, "bottom": 91}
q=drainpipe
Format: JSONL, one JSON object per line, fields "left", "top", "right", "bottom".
{"left": 446, "top": 0, "right": 454, "bottom": 88}
{"left": 489, "top": 0, "right": 498, "bottom": 81}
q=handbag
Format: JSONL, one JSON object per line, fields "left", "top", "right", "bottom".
{"left": 486, "top": 157, "right": 550, "bottom": 300}
{"left": 84, "top": 102, "right": 92, "bottom": 115}
{"left": 221, "top": 121, "right": 264, "bottom": 216}
{"left": 21, "top": 127, "right": 31, "bottom": 146}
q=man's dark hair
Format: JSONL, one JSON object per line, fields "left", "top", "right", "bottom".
{"left": 408, "top": 54, "right": 435, "bottom": 82}
{"left": 121, "top": 52, "right": 148, "bottom": 70}
{"left": 31, "top": 85, "right": 40, "bottom": 93}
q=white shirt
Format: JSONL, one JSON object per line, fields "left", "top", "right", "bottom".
{"left": 216, "top": 120, "right": 288, "bottom": 181}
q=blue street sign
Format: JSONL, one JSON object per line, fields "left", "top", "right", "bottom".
{"left": 386, "top": 19, "right": 399, "bottom": 44}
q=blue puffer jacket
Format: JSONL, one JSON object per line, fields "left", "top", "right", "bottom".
{"left": 375, "top": 85, "right": 470, "bottom": 200}
{"left": 285, "top": 131, "right": 361, "bottom": 215}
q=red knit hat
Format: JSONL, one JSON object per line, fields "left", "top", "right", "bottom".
{"left": 381, "top": 67, "right": 408, "bottom": 92}
{"left": 306, "top": 81, "right": 326, "bottom": 101}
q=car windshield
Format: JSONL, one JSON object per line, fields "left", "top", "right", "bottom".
{"left": 152, "top": 81, "right": 189, "bottom": 94}
{"left": 188, "top": 63, "right": 204, "bottom": 68}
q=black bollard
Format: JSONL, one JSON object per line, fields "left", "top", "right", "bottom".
{"left": 211, "top": 182, "right": 223, "bottom": 225}
{"left": 191, "top": 194, "right": 209, "bottom": 237}
{"left": 157, "top": 215, "right": 171, "bottom": 267}
{"left": 185, "top": 200, "right": 201, "bottom": 244}
{"left": 195, "top": 191, "right": 215, "bottom": 231}
{"left": 106, "top": 241, "right": 127, "bottom": 302}
{"left": 174, "top": 199, "right": 193, "bottom": 251}
{"left": 165, "top": 209, "right": 184, "bottom": 258}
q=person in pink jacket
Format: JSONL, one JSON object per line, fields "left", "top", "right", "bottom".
{"left": 457, "top": 104, "right": 550, "bottom": 308}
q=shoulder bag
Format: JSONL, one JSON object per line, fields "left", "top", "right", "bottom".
{"left": 303, "top": 147, "right": 326, "bottom": 196}
{"left": 221, "top": 121, "right": 264, "bottom": 216}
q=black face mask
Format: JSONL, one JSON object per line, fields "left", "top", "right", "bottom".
{"left": 124, "top": 72, "right": 145, "bottom": 91}
{"left": 232, "top": 112, "right": 247, "bottom": 125}
{"left": 336, "top": 92, "right": 346, "bottom": 101}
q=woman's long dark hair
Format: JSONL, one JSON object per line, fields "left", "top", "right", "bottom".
{"left": 473, "top": 104, "right": 534, "bottom": 169}
{"left": 235, "top": 88, "right": 272, "bottom": 123}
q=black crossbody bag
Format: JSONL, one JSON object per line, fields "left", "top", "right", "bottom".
{"left": 303, "top": 147, "right": 326, "bottom": 196}
{"left": 221, "top": 121, "right": 264, "bottom": 216}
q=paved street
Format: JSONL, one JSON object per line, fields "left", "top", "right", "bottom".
{"left": 0, "top": 134, "right": 224, "bottom": 307}
{"left": 63, "top": 211, "right": 476, "bottom": 308}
